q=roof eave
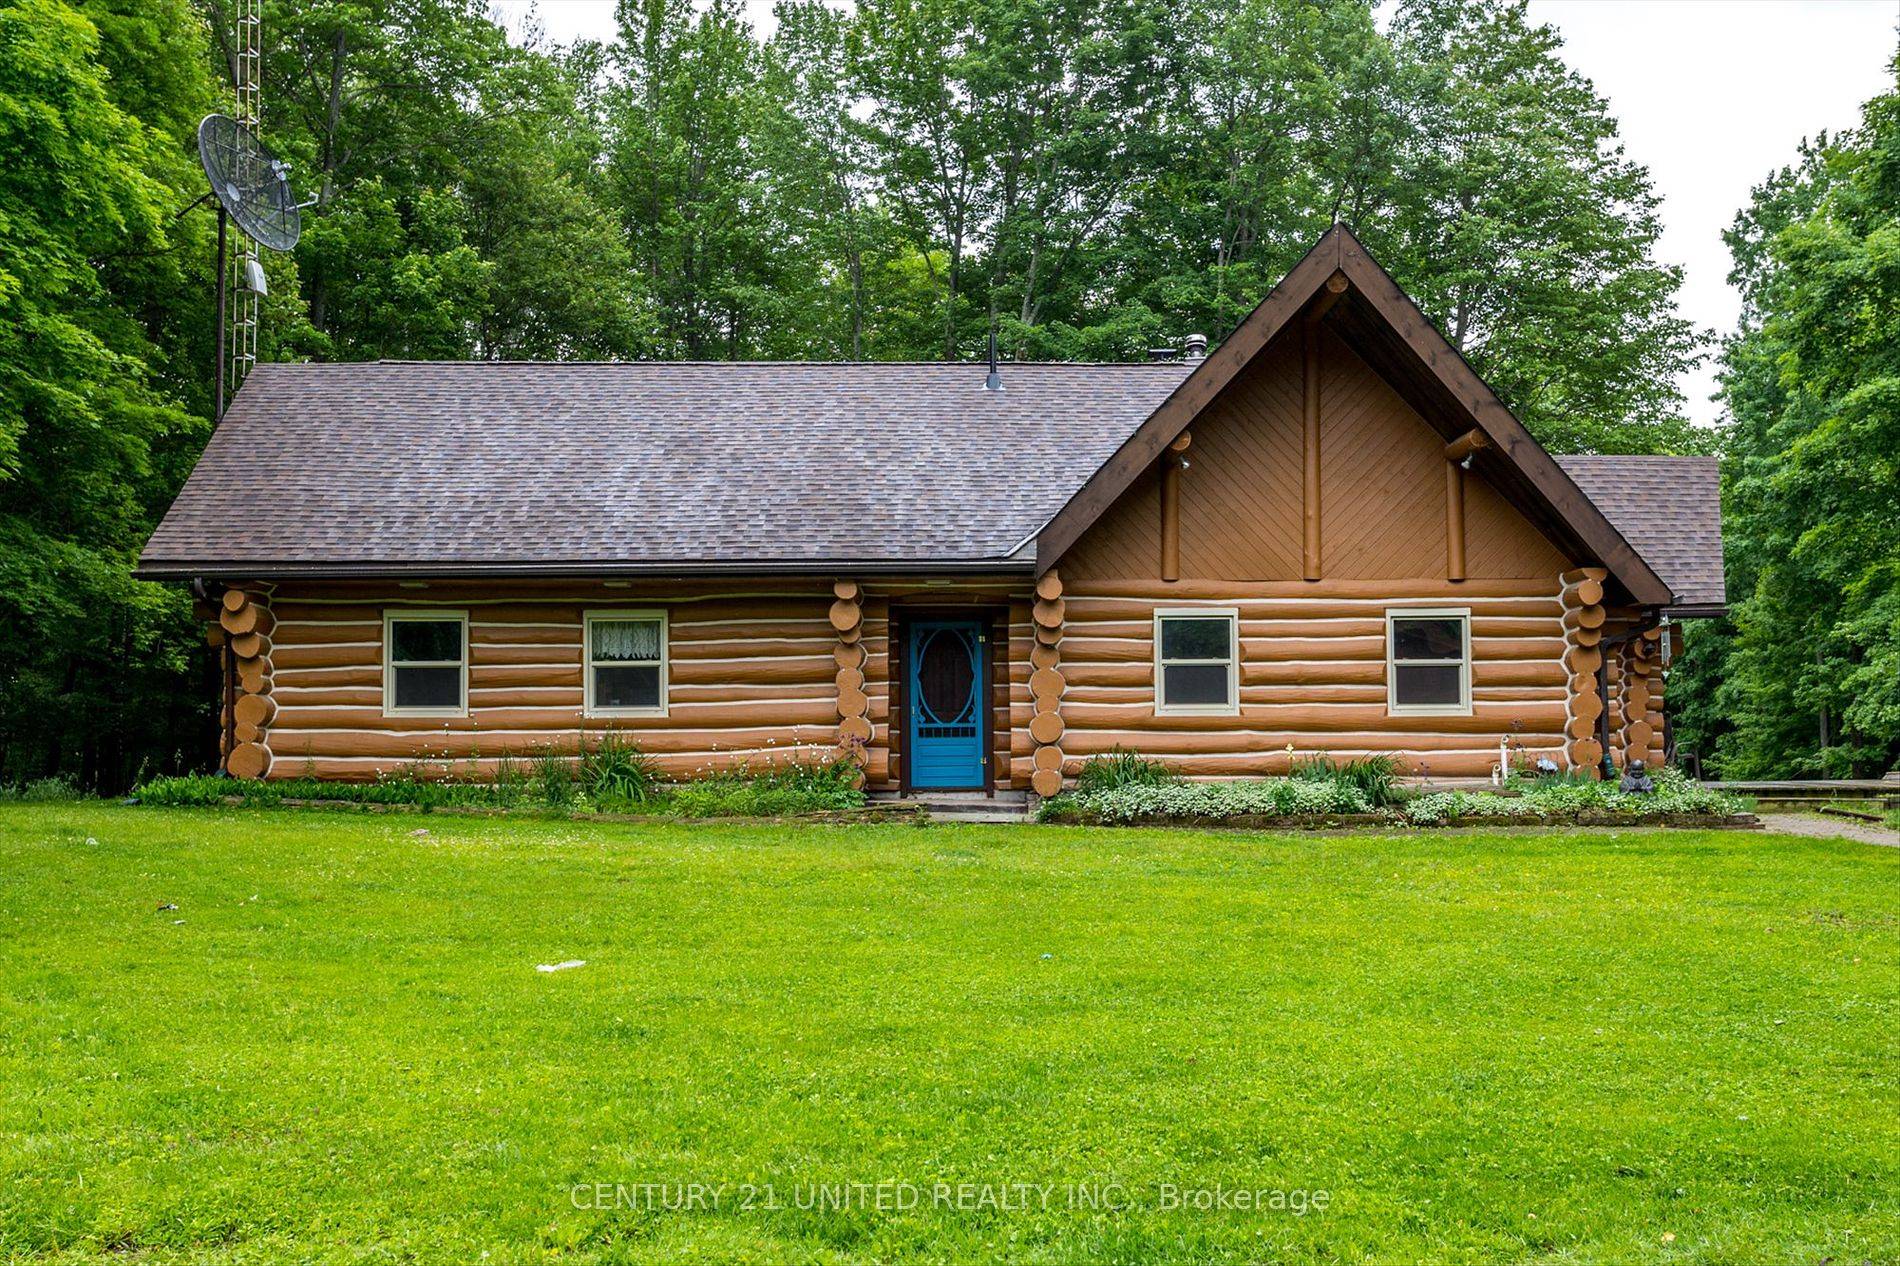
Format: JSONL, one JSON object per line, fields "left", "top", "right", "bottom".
{"left": 131, "top": 555, "right": 1041, "bottom": 583}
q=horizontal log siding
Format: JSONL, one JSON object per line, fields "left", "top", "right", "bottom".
{"left": 266, "top": 581, "right": 843, "bottom": 781}
{"left": 1056, "top": 579, "right": 1569, "bottom": 779}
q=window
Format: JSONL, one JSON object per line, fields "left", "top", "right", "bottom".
{"left": 585, "top": 611, "right": 667, "bottom": 716}
{"left": 1386, "top": 609, "right": 1471, "bottom": 715}
{"left": 1154, "top": 610, "right": 1238, "bottom": 714}
{"left": 384, "top": 611, "right": 467, "bottom": 716}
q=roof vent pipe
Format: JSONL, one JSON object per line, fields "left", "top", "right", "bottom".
{"left": 1183, "top": 332, "right": 1208, "bottom": 361}
{"left": 985, "top": 330, "right": 1003, "bottom": 391}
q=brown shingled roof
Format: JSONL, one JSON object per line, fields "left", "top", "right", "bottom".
{"left": 1555, "top": 455, "right": 1726, "bottom": 612}
{"left": 137, "top": 360, "right": 1192, "bottom": 577}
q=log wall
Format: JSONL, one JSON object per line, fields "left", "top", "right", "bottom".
{"left": 1054, "top": 579, "right": 1570, "bottom": 779}
{"left": 262, "top": 579, "right": 845, "bottom": 781}
{"left": 254, "top": 576, "right": 1038, "bottom": 788}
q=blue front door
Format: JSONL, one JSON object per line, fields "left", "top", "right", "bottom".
{"left": 907, "top": 620, "right": 986, "bottom": 789}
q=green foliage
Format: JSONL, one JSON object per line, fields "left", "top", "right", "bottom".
{"left": 1292, "top": 753, "right": 1403, "bottom": 807}
{"left": 664, "top": 757, "right": 865, "bottom": 818}
{"left": 1073, "top": 777, "right": 1376, "bottom": 822}
{"left": 1404, "top": 767, "right": 1746, "bottom": 825}
{"left": 1688, "top": 61, "right": 1900, "bottom": 778}
{"left": 0, "top": 774, "right": 83, "bottom": 802}
{"left": 577, "top": 730, "right": 661, "bottom": 805}
{"left": 0, "top": 0, "right": 221, "bottom": 792}
{"left": 133, "top": 772, "right": 534, "bottom": 810}
{"left": 1073, "top": 747, "right": 1177, "bottom": 795}
{"left": 1054, "top": 766, "right": 1746, "bottom": 826}
{"left": 532, "top": 746, "right": 575, "bottom": 808}
{"left": 133, "top": 743, "right": 861, "bottom": 819}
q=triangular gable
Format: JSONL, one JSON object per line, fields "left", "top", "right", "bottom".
{"left": 1034, "top": 225, "right": 1674, "bottom": 608}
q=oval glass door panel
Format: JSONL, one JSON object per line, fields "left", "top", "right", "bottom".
{"left": 917, "top": 628, "right": 977, "bottom": 724}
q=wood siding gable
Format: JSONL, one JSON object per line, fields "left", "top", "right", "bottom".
{"left": 1033, "top": 225, "right": 1673, "bottom": 609}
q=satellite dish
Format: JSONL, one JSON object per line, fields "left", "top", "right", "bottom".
{"left": 197, "top": 113, "right": 300, "bottom": 252}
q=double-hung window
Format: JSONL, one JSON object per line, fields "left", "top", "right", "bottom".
{"left": 1386, "top": 608, "right": 1471, "bottom": 715}
{"left": 585, "top": 611, "right": 667, "bottom": 716}
{"left": 384, "top": 611, "right": 467, "bottom": 716}
{"left": 1154, "top": 609, "right": 1239, "bottom": 714}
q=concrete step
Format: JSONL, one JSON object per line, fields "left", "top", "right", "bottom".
{"left": 870, "top": 789, "right": 1032, "bottom": 823}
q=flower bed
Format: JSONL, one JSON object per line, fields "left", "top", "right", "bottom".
{"left": 132, "top": 747, "right": 867, "bottom": 819}
{"left": 1039, "top": 766, "right": 1754, "bottom": 829}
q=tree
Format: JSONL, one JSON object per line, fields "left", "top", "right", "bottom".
{"left": 607, "top": 0, "right": 786, "bottom": 358}
{"left": 1690, "top": 66, "right": 1900, "bottom": 778}
{"left": 1378, "top": 0, "right": 1706, "bottom": 453}
{"left": 0, "top": 0, "right": 220, "bottom": 786}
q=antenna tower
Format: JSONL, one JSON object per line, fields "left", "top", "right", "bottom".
{"left": 229, "top": 0, "right": 262, "bottom": 397}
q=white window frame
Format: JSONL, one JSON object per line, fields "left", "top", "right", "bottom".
{"left": 1385, "top": 607, "right": 1472, "bottom": 717}
{"left": 583, "top": 609, "right": 669, "bottom": 718}
{"left": 1153, "top": 608, "right": 1240, "bottom": 716}
{"left": 383, "top": 610, "right": 468, "bottom": 719}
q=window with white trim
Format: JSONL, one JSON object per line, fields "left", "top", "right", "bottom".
{"left": 585, "top": 611, "right": 667, "bottom": 716}
{"left": 1386, "top": 609, "right": 1471, "bottom": 715}
{"left": 384, "top": 611, "right": 467, "bottom": 716}
{"left": 1154, "top": 610, "right": 1239, "bottom": 714}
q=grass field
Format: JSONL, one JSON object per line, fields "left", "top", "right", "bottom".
{"left": 1, "top": 806, "right": 1895, "bottom": 1264}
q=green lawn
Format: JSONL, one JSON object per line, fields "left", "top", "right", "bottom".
{"left": 1, "top": 807, "right": 1894, "bottom": 1264}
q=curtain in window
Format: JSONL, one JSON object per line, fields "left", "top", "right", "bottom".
{"left": 593, "top": 619, "right": 661, "bottom": 662}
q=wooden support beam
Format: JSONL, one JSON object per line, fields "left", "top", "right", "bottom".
{"left": 1159, "top": 432, "right": 1190, "bottom": 582}
{"left": 1444, "top": 428, "right": 1490, "bottom": 464}
{"left": 1306, "top": 270, "right": 1349, "bottom": 324}
{"left": 1445, "top": 459, "right": 1466, "bottom": 582}
{"left": 1302, "top": 315, "right": 1322, "bottom": 580}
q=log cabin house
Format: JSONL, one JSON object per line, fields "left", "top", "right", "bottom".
{"left": 138, "top": 226, "right": 1724, "bottom": 798}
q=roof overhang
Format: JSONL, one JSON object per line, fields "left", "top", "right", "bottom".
{"left": 1032, "top": 225, "right": 1676, "bottom": 609}
{"left": 131, "top": 556, "right": 1040, "bottom": 583}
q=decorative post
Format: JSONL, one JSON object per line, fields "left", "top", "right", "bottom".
{"left": 1442, "top": 429, "right": 1488, "bottom": 583}
{"left": 831, "top": 581, "right": 870, "bottom": 788}
{"left": 1559, "top": 567, "right": 1607, "bottom": 777}
{"left": 220, "top": 584, "right": 275, "bottom": 779}
{"left": 1029, "top": 571, "right": 1066, "bottom": 799}
{"left": 1159, "top": 431, "right": 1191, "bottom": 582}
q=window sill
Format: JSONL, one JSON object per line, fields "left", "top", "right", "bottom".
{"left": 585, "top": 708, "right": 669, "bottom": 720}
{"left": 383, "top": 709, "right": 468, "bottom": 720}
{"left": 1385, "top": 706, "right": 1473, "bottom": 718}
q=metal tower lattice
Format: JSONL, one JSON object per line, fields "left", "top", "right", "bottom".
{"left": 229, "top": 0, "right": 261, "bottom": 395}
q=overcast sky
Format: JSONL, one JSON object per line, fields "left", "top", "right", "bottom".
{"left": 490, "top": 0, "right": 1899, "bottom": 421}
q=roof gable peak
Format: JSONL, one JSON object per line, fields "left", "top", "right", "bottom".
{"left": 1033, "top": 225, "right": 1673, "bottom": 608}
